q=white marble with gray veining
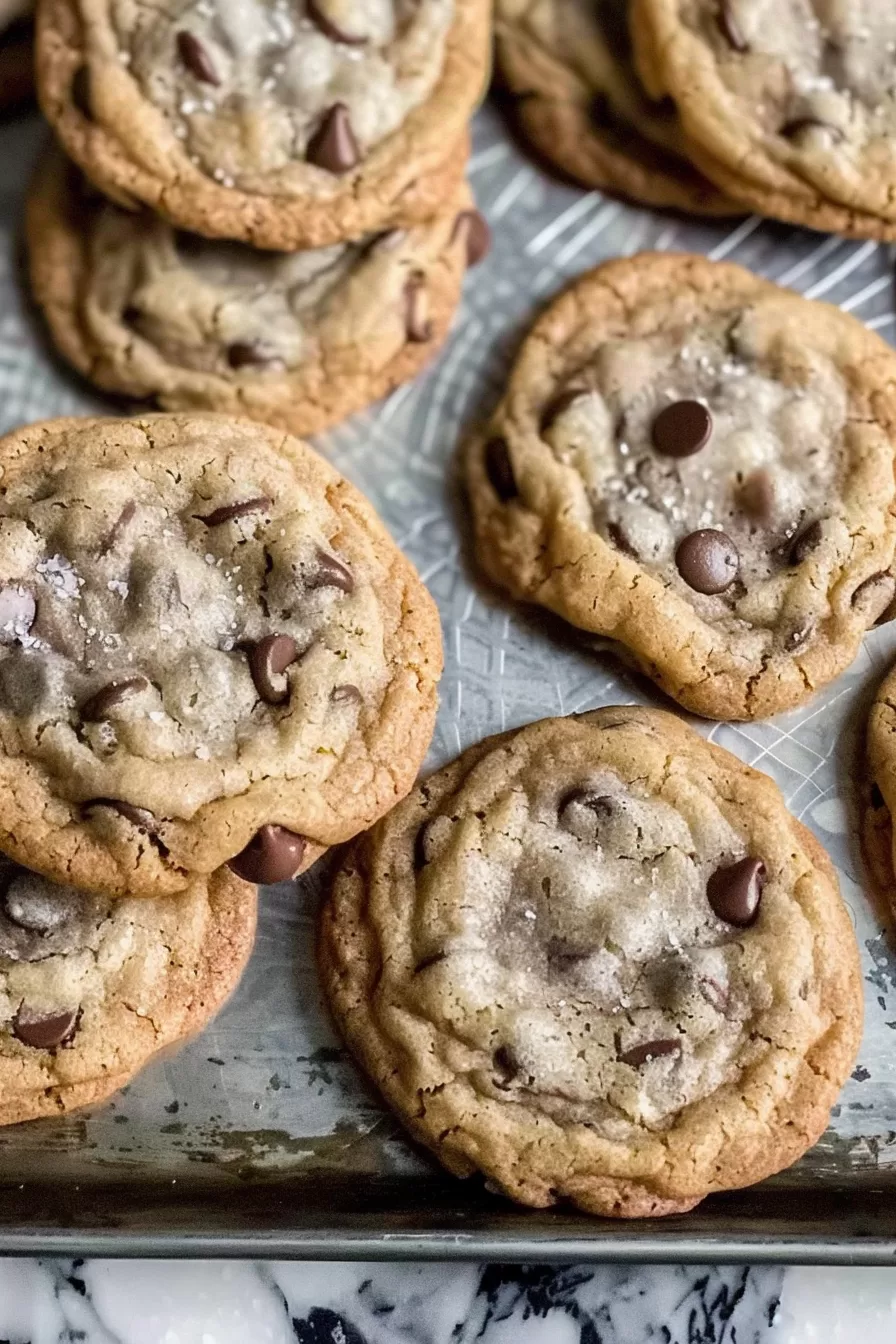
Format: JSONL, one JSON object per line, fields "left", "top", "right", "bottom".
{"left": 0, "top": 1260, "right": 895, "bottom": 1342}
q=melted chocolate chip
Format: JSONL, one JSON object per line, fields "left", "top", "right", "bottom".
{"left": 227, "top": 340, "right": 285, "bottom": 371}
{"left": 330, "top": 684, "right": 361, "bottom": 706}
{"left": 0, "top": 586, "right": 36, "bottom": 643}
{"left": 540, "top": 389, "right": 587, "bottom": 435}
{"left": 782, "top": 618, "right": 816, "bottom": 652}
{"left": 484, "top": 438, "right": 518, "bottom": 502}
{"left": 306, "top": 0, "right": 367, "bottom": 44}
{"left": 176, "top": 30, "right": 220, "bottom": 86}
{"left": 247, "top": 634, "right": 298, "bottom": 705}
{"left": 852, "top": 572, "right": 896, "bottom": 620}
{"left": 492, "top": 1044, "right": 519, "bottom": 1085}
{"left": 781, "top": 116, "right": 844, "bottom": 142}
{"left": 228, "top": 825, "right": 307, "bottom": 884}
{"left": 790, "top": 519, "right": 824, "bottom": 566}
{"left": 413, "top": 819, "right": 433, "bottom": 870}
{"left": 0, "top": 868, "right": 92, "bottom": 963}
{"left": 618, "top": 1038, "right": 682, "bottom": 1068}
{"left": 675, "top": 529, "right": 739, "bottom": 594}
{"left": 707, "top": 856, "right": 765, "bottom": 927}
{"left": 404, "top": 273, "right": 433, "bottom": 343}
{"left": 717, "top": 0, "right": 748, "bottom": 51}
{"left": 451, "top": 209, "right": 491, "bottom": 267}
{"left": 80, "top": 676, "right": 150, "bottom": 722}
{"left": 306, "top": 103, "right": 360, "bottom": 174}
{"left": 652, "top": 400, "right": 712, "bottom": 458}
{"left": 196, "top": 496, "right": 271, "bottom": 527}
{"left": 13, "top": 1005, "right": 80, "bottom": 1050}
{"left": 71, "top": 65, "right": 92, "bottom": 118}
{"left": 309, "top": 548, "right": 354, "bottom": 593}
{"left": 83, "top": 799, "right": 159, "bottom": 833}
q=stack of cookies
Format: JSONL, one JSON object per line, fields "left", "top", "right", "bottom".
{"left": 0, "top": 411, "right": 443, "bottom": 1119}
{"left": 26, "top": 0, "right": 491, "bottom": 435}
{"left": 496, "top": 0, "right": 896, "bottom": 238}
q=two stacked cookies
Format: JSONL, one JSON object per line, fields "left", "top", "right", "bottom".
{"left": 0, "top": 411, "right": 443, "bottom": 1118}
{"left": 497, "top": 0, "right": 896, "bottom": 237}
{"left": 27, "top": 0, "right": 492, "bottom": 434}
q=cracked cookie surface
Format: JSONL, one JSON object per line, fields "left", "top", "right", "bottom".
{"left": 0, "top": 413, "right": 442, "bottom": 897}
{"left": 27, "top": 147, "right": 482, "bottom": 437}
{"left": 631, "top": 0, "right": 896, "bottom": 238}
{"left": 0, "top": 857, "right": 256, "bottom": 1125}
{"left": 35, "top": 0, "right": 489, "bottom": 248}
{"left": 465, "top": 252, "right": 896, "bottom": 721}
{"left": 495, "top": 0, "right": 734, "bottom": 214}
{"left": 321, "top": 708, "right": 861, "bottom": 1217}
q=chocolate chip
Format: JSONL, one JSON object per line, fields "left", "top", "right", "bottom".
{"left": 781, "top": 117, "right": 844, "bottom": 142}
{"left": 782, "top": 617, "right": 816, "bottom": 652}
{"left": 247, "top": 634, "right": 298, "bottom": 705}
{"left": 309, "top": 547, "right": 354, "bottom": 593}
{"left": 226, "top": 340, "right": 285, "bottom": 371}
{"left": 80, "top": 676, "right": 150, "bottom": 722}
{"left": 484, "top": 438, "right": 518, "bottom": 502}
{"left": 618, "top": 1038, "right": 681, "bottom": 1068}
{"left": 852, "top": 572, "right": 896, "bottom": 619}
{"left": 196, "top": 496, "right": 271, "bottom": 527}
{"left": 176, "top": 30, "right": 220, "bottom": 85}
{"left": 83, "top": 799, "right": 159, "bottom": 833}
{"left": 404, "top": 272, "right": 433, "bottom": 343}
{"left": 71, "top": 65, "right": 92, "bottom": 118}
{"left": 306, "top": 0, "right": 367, "bottom": 43}
{"left": 306, "top": 103, "right": 360, "bottom": 174}
{"left": 739, "top": 468, "right": 776, "bottom": 523}
{"left": 227, "top": 825, "right": 307, "bottom": 884}
{"left": 2, "top": 877, "right": 80, "bottom": 934}
{"left": 99, "top": 500, "right": 137, "bottom": 555}
{"left": 451, "top": 209, "right": 491, "bottom": 267}
{"left": 492, "top": 1044, "right": 519, "bottom": 1085}
{"left": 790, "top": 519, "right": 824, "bottom": 565}
{"left": 717, "top": 0, "right": 748, "bottom": 51}
{"left": 707, "top": 856, "right": 765, "bottom": 927}
{"left": 675, "top": 529, "right": 739, "bottom": 594}
{"left": 652, "top": 400, "right": 713, "bottom": 458}
{"left": 0, "top": 868, "right": 93, "bottom": 963}
{"left": 13, "top": 1005, "right": 80, "bottom": 1050}
{"left": 330, "top": 684, "right": 361, "bottom": 706}
{"left": 0, "top": 586, "right": 36, "bottom": 644}
{"left": 413, "top": 820, "right": 433, "bottom": 870}
{"left": 539, "top": 389, "right": 586, "bottom": 435}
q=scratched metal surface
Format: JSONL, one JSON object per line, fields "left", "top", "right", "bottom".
{"left": 1, "top": 102, "right": 896, "bottom": 1198}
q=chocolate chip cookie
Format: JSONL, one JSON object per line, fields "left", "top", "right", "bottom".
{"left": 496, "top": 0, "right": 735, "bottom": 214}
{"left": 465, "top": 252, "right": 896, "bottom": 721}
{"left": 631, "top": 0, "right": 896, "bottom": 239}
{"left": 321, "top": 708, "right": 862, "bottom": 1217}
{"left": 27, "top": 147, "right": 486, "bottom": 437}
{"left": 0, "top": 413, "right": 442, "bottom": 898}
{"left": 35, "top": 0, "right": 489, "bottom": 249}
{"left": 0, "top": 856, "right": 256, "bottom": 1125}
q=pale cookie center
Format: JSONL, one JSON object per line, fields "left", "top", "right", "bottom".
{"left": 109, "top": 0, "right": 454, "bottom": 186}
{"left": 411, "top": 775, "right": 772, "bottom": 1133}
{"left": 702, "top": 0, "right": 896, "bottom": 148}
{"left": 544, "top": 310, "right": 844, "bottom": 619}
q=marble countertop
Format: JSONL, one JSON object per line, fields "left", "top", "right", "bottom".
{"left": 3, "top": 1260, "right": 896, "bottom": 1343}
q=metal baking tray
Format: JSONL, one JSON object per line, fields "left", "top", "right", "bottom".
{"left": 3, "top": 100, "right": 896, "bottom": 1263}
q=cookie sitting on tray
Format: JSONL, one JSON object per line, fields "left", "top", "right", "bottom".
{"left": 0, "top": 413, "right": 441, "bottom": 898}
{"left": 321, "top": 708, "right": 862, "bottom": 1218}
{"left": 465, "top": 252, "right": 896, "bottom": 721}
{"left": 495, "top": 0, "right": 735, "bottom": 214}
{"left": 27, "top": 147, "right": 487, "bottom": 438}
{"left": 35, "top": 0, "right": 489, "bottom": 249}
{"left": 0, "top": 855, "right": 256, "bottom": 1126}
{"left": 630, "top": 0, "right": 896, "bottom": 240}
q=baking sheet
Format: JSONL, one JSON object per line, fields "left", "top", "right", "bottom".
{"left": 2, "top": 101, "right": 896, "bottom": 1260}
